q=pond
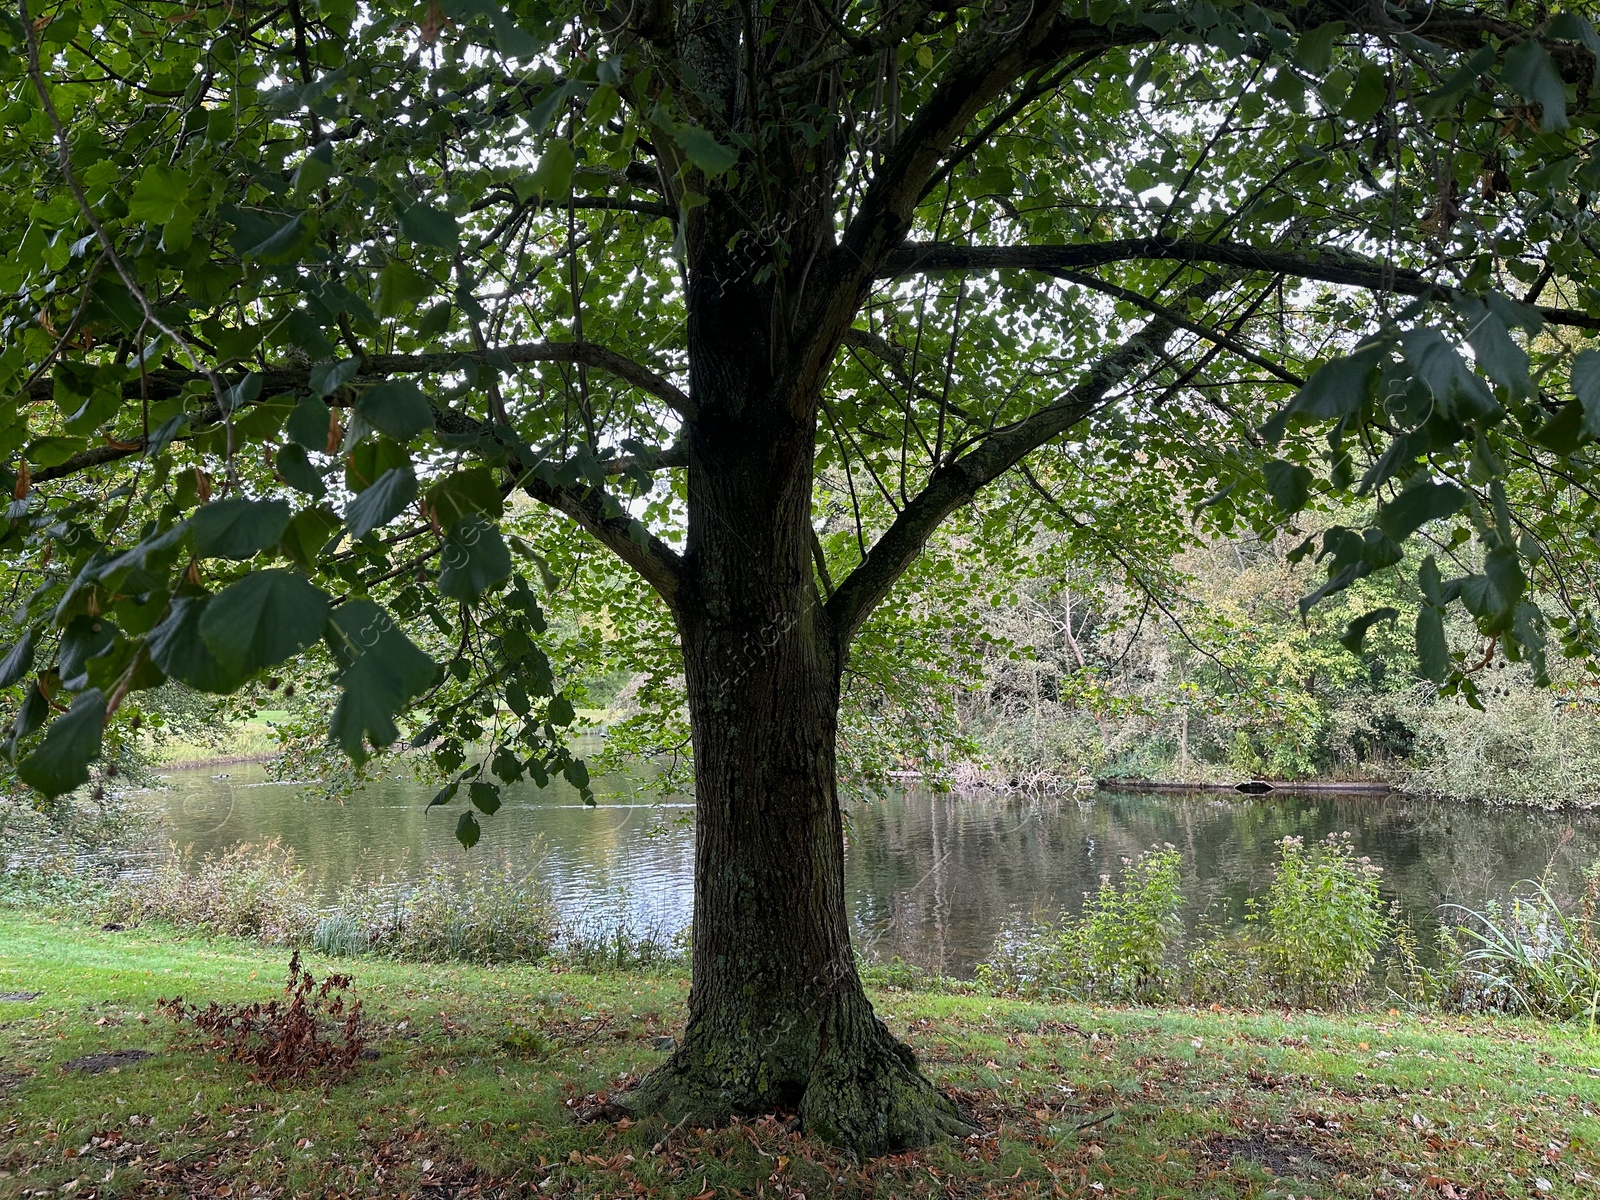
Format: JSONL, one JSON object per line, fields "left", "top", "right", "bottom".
{"left": 129, "top": 761, "right": 1600, "bottom": 977}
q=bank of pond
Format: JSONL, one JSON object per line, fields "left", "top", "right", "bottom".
{"left": 5, "top": 764, "right": 1599, "bottom": 1025}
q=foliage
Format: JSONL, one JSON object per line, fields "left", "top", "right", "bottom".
{"left": 1254, "top": 833, "right": 1391, "bottom": 1009}
{"left": 363, "top": 852, "right": 558, "bottom": 965}
{"left": 106, "top": 839, "right": 563, "bottom": 965}
{"left": 1405, "top": 668, "right": 1600, "bottom": 808}
{"left": 158, "top": 951, "right": 368, "bottom": 1086}
{"left": 104, "top": 840, "right": 320, "bottom": 944}
{"left": 960, "top": 518, "right": 1426, "bottom": 786}
{"left": 556, "top": 916, "right": 688, "bottom": 973}
{"left": 982, "top": 836, "right": 1399, "bottom": 1010}
{"left": 1444, "top": 863, "right": 1600, "bottom": 1023}
{"left": 977, "top": 846, "right": 1184, "bottom": 1002}
{"left": 0, "top": 0, "right": 1595, "bottom": 820}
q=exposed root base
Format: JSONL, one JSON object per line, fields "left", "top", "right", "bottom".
{"left": 619, "top": 1024, "right": 979, "bottom": 1157}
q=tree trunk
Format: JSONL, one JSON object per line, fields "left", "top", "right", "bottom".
{"left": 622, "top": 304, "right": 971, "bottom": 1152}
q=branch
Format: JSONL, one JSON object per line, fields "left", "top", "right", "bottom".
{"left": 825, "top": 295, "right": 1191, "bottom": 643}
{"left": 798, "top": 13, "right": 1147, "bottom": 392}
{"left": 27, "top": 340, "right": 693, "bottom": 484}
{"left": 25, "top": 340, "right": 691, "bottom": 416}
{"left": 881, "top": 240, "right": 1600, "bottom": 331}
{"left": 521, "top": 474, "right": 685, "bottom": 607}
{"left": 428, "top": 407, "right": 686, "bottom": 607}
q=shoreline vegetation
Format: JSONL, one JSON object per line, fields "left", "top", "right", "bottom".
{"left": 2, "top": 910, "right": 1597, "bottom": 1199}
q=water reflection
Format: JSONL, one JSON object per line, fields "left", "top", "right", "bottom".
{"left": 130, "top": 765, "right": 1600, "bottom": 977}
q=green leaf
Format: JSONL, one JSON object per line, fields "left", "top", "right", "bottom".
{"left": 355, "top": 379, "right": 433, "bottom": 442}
{"left": 373, "top": 259, "right": 433, "bottom": 318}
{"left": 1398, "top": 328, "right": 1497, "bottom": 420}
{"left": 526, "top": 141, "right": 576, "bottom": 201}
{"left": 58, "top": 616, "right": 115, "bottom": 691}
{"left": 469, "top": 780, "right": 501, "bottom": 814}
{"left": 673, "top": 125, "right": 738, "bottom": 176}
{"left": 1416, "top": 606, "right": 1449, "bottom": 683}
{"left": 199, "top": 570, "right": 331, "bottom": 678}
{"left": 189, "top": 497, "right": 292, "bottom": 560}
{"left": 279, "top": 506, "right": 341, "bottom": 570}
{"left": 547, "top": 693, "right": 575, "bottom": 726}
{"left": 325, "top": 598, "right": 437, "bottom": 759}
{"left": 455, "top": 810, "right": 481, "bottom": 848}
{"left": 1294, "top": 22, "right": 1342, "bottom": 75}
{"left": 1262, "top": 459, "right": 1313, "bottom": 513}
{"left": 1535, "top": 399, "right": 1589, "bottom": 456}
{"left": 286, "top": 394, "right": 334, "bottom": 450}
{"left": 1457, "top": 546, "right": 1526, "bottom": 631}
{"left": 1341, "top": 62, "right": 1388, "bottom": 122}
{"left": 1548, "top": 13, "right": 1600, "bottom": 84}
{"left": 1341, "top": 607, "right": 1400, "bottom": 654}
{"left": 243, "top": 211, "right": 315, "bottom": 263}
{"left": 1503, "top": 39, "right": 1568, "bottom": 131}
{"left": 1376, "top": 479, "right": 1467, "bottom": 542}
{"left": 1265, "top": 341, "right": 1385, "bottom": 439}
{"left": 1573, "top": 349, "right": 1600, "bottom": 436}
{"left": 0, "top": 630, "right": 35, "bottom": 689}
{"left": 309, "top": 358, "right": 360, "bottom": 398}
{"left": 346, "top": 465, "right": 418, "bottom": 540}
{"left": 147, "top": 596, "right": 241, "bottom": 693}
{"left": 1458, "top": 303, "right": 1528, "bottom": 399}
{"left": 438, "top": 512, "right": 512, "bottom": 601}
{"left": 425, "top": 467, "right": 503, "bottom": 531}
{"left": 276, "top": 443, "right": 327, "bottom": 496}
{"left": 127, "top": 164, "right": 189, "bottom": 225}
{"left": 428, "top": 780, "right": 460, "bottom": 809}
{"left": 398, "top": 199, "right": 459, "bottom": 250}
{"left": 17, "top": 689, "right": 105, "bottom": 797}
{"left": 563, "top": 759, "right": 589, "bottom": 790}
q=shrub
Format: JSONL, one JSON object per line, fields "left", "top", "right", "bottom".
{"left": 1255, "top": 834, "right": 1389, "bottom": 1008}
{"left": 1443, "top": 864, "right": 1600, "bottom": 1023}
{"left": 1184, "top": 927, "right": 1269, "bottom": 1007}
{"left": 557, "top": 915, "right": 688, "bottom": 973}
{"left": 104, "top": 840, "right": 319, "bottom": 944}
{"left": 358, "top": 851, "right": 558, "bottom": 965}
{"left": 978, "top": 846, "right": 1184, "bottom": 1002}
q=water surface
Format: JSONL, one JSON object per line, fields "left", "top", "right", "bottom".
{"left": 130, "top": 764, "right": 1600, "bottom": 976}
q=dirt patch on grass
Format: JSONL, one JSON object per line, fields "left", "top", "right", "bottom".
{"left": 61, "top": 1048, "right": 154, "bottom": 1073}
{"left": 1202, "top": 1129, "right": 1340, "bottom": 1179}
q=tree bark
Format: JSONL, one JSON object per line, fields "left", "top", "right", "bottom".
{"left": 621, "top": 296, "right": 971, "bottom": 1153}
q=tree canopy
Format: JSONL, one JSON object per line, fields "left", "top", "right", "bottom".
{"left": 5, "top": 0, "right": 1600, "bottom": 1153}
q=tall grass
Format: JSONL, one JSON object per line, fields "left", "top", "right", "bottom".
{"left": 1443, "top": 864, "right": 1600, "bottom": 1026}
{"left": 103, "top": 840, "right": 319, "bottom": 943}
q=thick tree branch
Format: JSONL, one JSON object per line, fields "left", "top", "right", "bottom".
{"left": 522, "top": 474, "right": 685, "bottom": 607}
{"left": 825, "top": 299, "right": 1188, "bottom": 643}
{"left": 881, "top": 240, "right": 1600, "bottom": 331}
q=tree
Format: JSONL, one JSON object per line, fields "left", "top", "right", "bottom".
{"left": 4, "top": 0, "right": 1600, "bottom": 1153}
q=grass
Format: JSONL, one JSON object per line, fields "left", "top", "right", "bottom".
{"left": 1, "top": 911, "right": 1597, "bottom": 1198}
{"left": 147, "top": 718, "right": 283, "bottom": 768}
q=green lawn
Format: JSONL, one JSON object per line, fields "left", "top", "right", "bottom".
{"left": 2, "top": 910, "right": 1597, "bottom": 1198}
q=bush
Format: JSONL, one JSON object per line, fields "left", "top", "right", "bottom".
{"left": 377, "top": 854, "right": 557, "bottom": 964}
{"left": 1443, "top": 864, "right": 1600, "bottom": 1022}
{"left": 978, "top": 846, "right": 1184, "bottom": 1002}
{"left": 1255, "top": 834, "right": 1389, "bottom": 1008}
{"left": 557, "top": 915, "right": 688, "bottom": 973}
{"left": 1184, "top": 927, "right": 1269, "bottom": 1007}
{"left": 105, "top": 840, "right": 319, "bottom": 943}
